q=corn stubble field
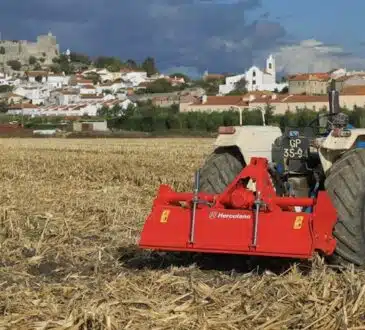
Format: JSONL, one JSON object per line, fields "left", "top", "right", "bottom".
{"left": 1, "top": 137, "right": 365, "bottom": 330}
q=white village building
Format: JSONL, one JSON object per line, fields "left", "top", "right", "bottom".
{"left": 218, "top": 54, "right": 288, "bottom": 95}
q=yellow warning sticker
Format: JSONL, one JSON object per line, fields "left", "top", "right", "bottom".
{"left": 293, "top": 216, "right": 304, "bottom": 229}
{"left": 160, "top": 210, "right": 170, "bottom": 223}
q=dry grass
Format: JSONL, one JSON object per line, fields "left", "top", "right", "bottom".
{"left": 0, "top": 137, "right": 365, "bottom": 330}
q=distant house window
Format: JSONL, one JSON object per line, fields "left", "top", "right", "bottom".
{"left": 253, "top": 71, "right": 256, "bottom": 77}
{"left": 252, "top": 80, "right": 256, "bottom": 85}
{"left": 268, "top": 63, "right": 272, "bottom": 69}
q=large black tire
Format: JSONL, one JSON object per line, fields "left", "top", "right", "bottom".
{"left": 325, "top": 148, "right": 365, "bottom": 266}
{"left": 199, "top": 146, "right": 245, "bottom": 194}
{"left": 198, "top": 146, "right": 285, "bottom": 195}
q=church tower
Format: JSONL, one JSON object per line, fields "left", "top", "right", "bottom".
{"left": 266, "top": 54, "right": 276, "bottom": 80}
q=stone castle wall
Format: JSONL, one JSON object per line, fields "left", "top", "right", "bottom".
{"left": 0, "top": 32, "right": 60, "bottom": 66}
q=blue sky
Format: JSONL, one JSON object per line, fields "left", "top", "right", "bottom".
{"left": 1, "top": 0, "right": 364, "bottom": 77}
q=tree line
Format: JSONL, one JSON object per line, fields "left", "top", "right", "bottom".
{"left": 4, "top": 104, "right": 365, "bottom": 135}
{"left": 105, "top": 103, "right": 365, "bottom": 134}
{"left": 4, "top": 50, "right": 161, "bottom": 77}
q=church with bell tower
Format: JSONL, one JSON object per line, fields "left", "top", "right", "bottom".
{"left": 218, "top": 54, "right": 287, "bottom": 94}
{"left": 266, "top": 54, "right": 276, "bottom": 79}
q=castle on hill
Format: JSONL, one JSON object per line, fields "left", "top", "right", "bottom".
{"left": 0, "top": 31, "right": 60, "bottom": 66}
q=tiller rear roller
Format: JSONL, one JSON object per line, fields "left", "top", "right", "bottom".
{"left": 139, "top": 157, "right": 337, "bottom": 259}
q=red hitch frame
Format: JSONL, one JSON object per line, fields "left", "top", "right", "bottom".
{"left": 139, "top": 157, "right": 338, "bottom": 260}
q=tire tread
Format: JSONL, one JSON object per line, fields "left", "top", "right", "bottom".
{"left": 199, "top": 147, "right": 244, "bottom": 194}
{"left": 325, "top": 148, "right": 365, "bottom": 266}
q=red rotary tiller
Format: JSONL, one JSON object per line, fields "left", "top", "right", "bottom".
{"left": 139, "top": 157, "right": 337, "bottom": 260}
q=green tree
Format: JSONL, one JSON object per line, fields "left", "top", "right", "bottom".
{"left": 50, "top": 63, "right": 62, "bottom": 74}
{"left": 280, "top": 86, "right": 289, "bottom": 93}
{"left": 35, "top": 75, "right": 43, "bottom": 83}
{"left": 226, "top": 77, "right": 247, "bottom": 95}
{"left": 34, "top": 63, "right": 42, "bottom": 70}
{"left": 94, "top": 56, "right": 123, "bottom": 72}
{"left": 0, "top": 47, "right": 5, "bottom": 55}
{"left": 52, "top": 54, "right": 74, "bottom": 74}
{"left": 191, "top": 77, "right": 224, "bottom": 95}
{"left": 84, "top": 72, "right": 101, "bottom": 84}
{"left": 142, "top": 57, "right": 157, "bottom": 76}
{"left": 234, "top": 77, "right": 247, "bottom": 93}
{"left": 70, "top": 52, "right": 91, "bottom": 65}
{"left": 97, "top": 104, "right": 123, "bottom": 119}
{"left": 264, "top": 104, "right": 275, "bottom": 125}
{"left": 126, "top": 59, "right": 138, "bottom": 69}
{"left": 7, "top": 60, "right": 21, "bottom": 71}
{"left": 0, "top": 85, "right": 13, "bottom": 93}
{"left": 169, "top": 72, "right": 191, "bottom": 82}
{"left": 145, "top": 79, "right": 174, "bottom": 93}
{"left": 97, "top": 105, "right": 110, "bottom": 117}
{"left": 29, "top": 56, "right": 37, "bottom": 65}
{"left": 0, "top": 101, "right": 8, "bottom": 113}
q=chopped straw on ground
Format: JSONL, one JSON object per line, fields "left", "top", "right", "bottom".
{"left": 0, "top": 137, "right": 365, "bottom": 330}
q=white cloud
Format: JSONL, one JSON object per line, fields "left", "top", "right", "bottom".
{"left": 273, "top": 39, "right": 365, "bottom": 74}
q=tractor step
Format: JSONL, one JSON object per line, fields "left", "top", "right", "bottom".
{"left": 138, "top": 157, "right": 338, "bottom": 260}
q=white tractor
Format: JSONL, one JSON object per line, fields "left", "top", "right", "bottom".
{"left": 198, "top": 90, "right": 365, "bottom": 266}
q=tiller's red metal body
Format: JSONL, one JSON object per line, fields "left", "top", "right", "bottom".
{"left": 139, "top": 157, "right": 338, "bottom": 259}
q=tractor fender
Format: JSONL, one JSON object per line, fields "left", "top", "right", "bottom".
{"left": 319, "top": 128, "right": 365, "bottom": 173}
{"left": 214, "top": 125, "right": 282, "bottom": 165}
{"left": 321, "top": 128, "right": 365, "bottom": 150}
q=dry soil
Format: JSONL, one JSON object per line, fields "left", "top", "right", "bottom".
{"left": 0, "top": 138, "right": 364, "bottom": 330}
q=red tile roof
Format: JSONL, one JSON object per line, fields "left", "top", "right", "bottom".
{"left": 341, "top": 85, "right": 365, "bottom": 95}
{"left": 289, "top": 73, "right": 330, "bottom": 81}
{"left": 281, "top": 95, "right": 328, "bottom": 103}
{"left": 193, "top": 95, "right": 249, "bottom": 106}
{"left": 8, "top": 103, "right": 39, "bottom": 109}
{"left": 250, "top": 94, "right": 328, "bottom": 104}
{"left": 180, "top": 95, "right": 198, "bottom": 103}
{"left": 61, "top": 90, "right": 79, "bottom": 95}
{"left": 7, "top": 93, "right": 24, "bottom": 98}
{"left": 203, "top": 74, "right": 225, "bottom": 80}
{"left": 26, "top": 71, "right": 48, "bottom": 77}
{"left": 335, "top": 74, "right": 365, "bottom": 82}
{"left": 80, "top": 94, "right": 103, "bottom": 99}
{"left": 250, "top": 94, "right": 287, "bottom": 103}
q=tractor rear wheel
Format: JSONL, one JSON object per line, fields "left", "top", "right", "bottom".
{"left": 325, "top": 148, "right": 365, "bottom": 267}
{"left": 198, "top": 146, "right": 285, "bottom": 195}
{"left": 199, "top": 146, "right": 245, "bottom": 194}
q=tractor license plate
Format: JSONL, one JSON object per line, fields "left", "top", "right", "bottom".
{"left": 283, "top": 137, "right": 308, "bottom": 159}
